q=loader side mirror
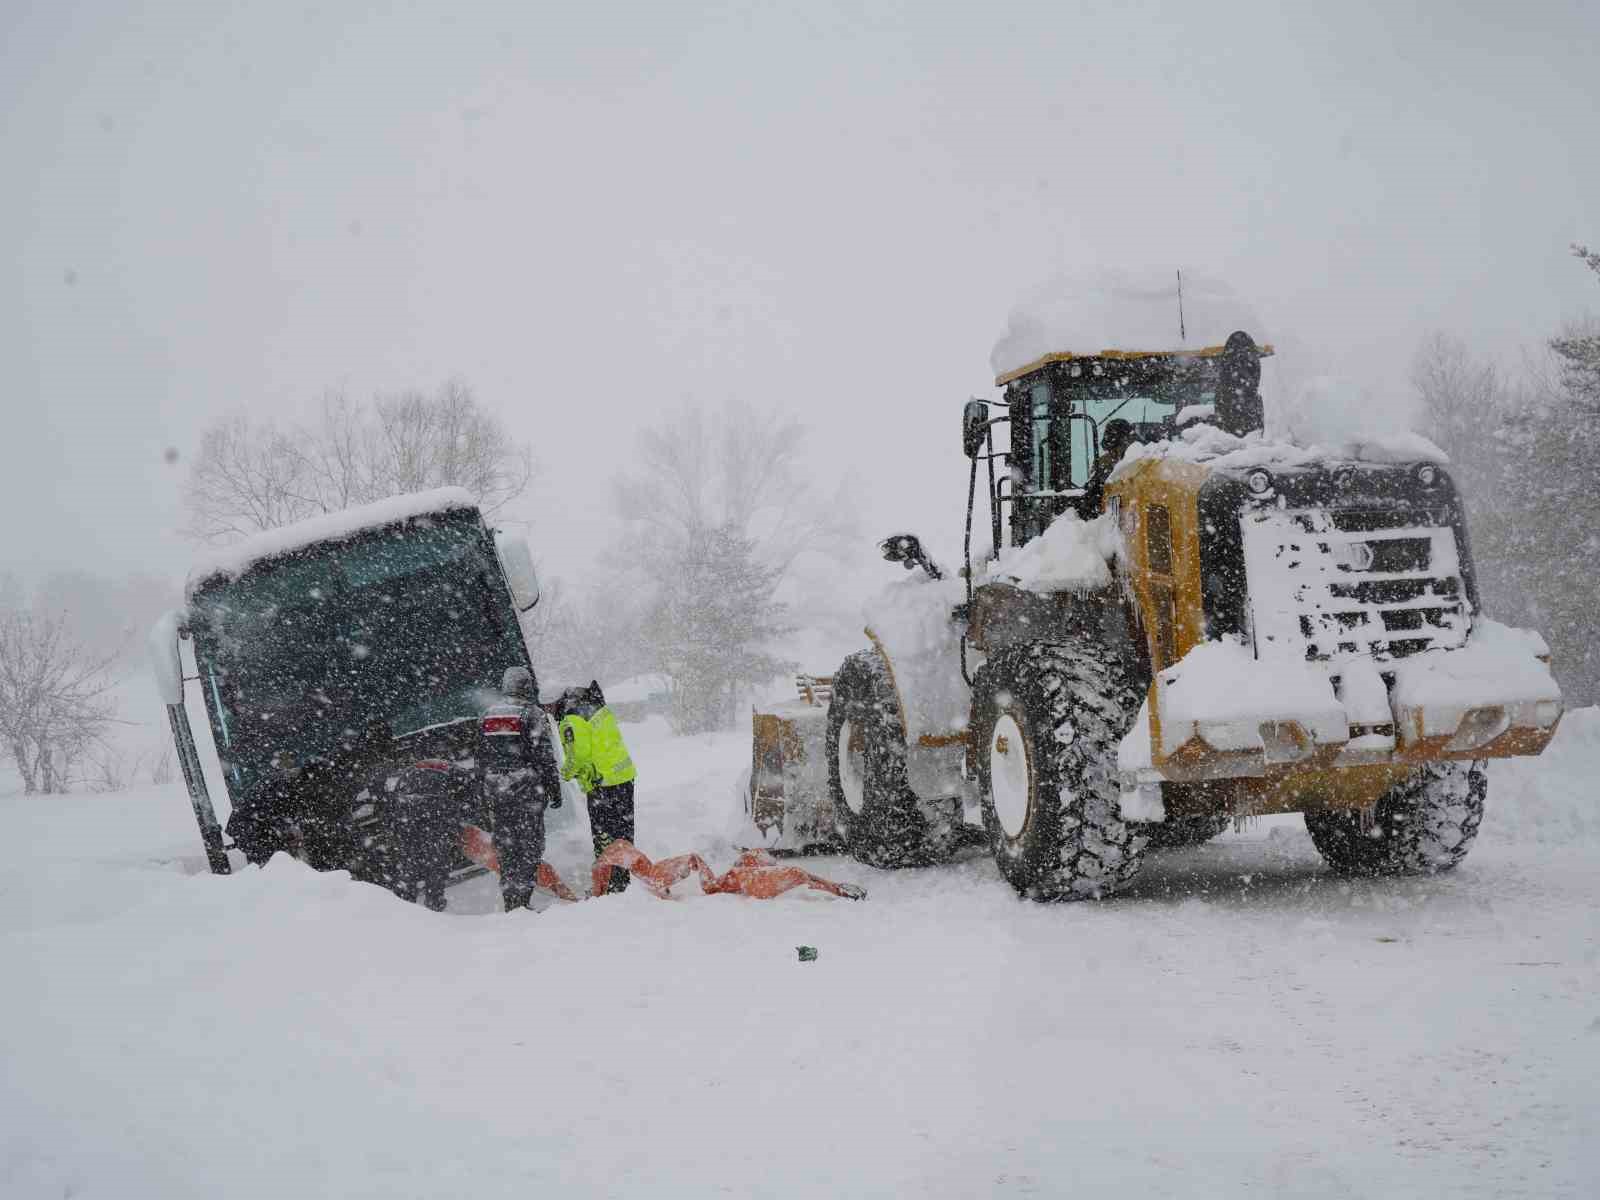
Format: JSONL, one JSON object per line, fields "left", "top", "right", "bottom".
{"left": 962, "top": 399, "right": 989, "bottom": 459}
{"left": 879, "top": 532, "right": 944, "bottom": 581}
{"left": 494, "top": 531, "right": 541, "bottom": 612}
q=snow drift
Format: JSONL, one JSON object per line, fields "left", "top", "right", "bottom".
{"left": 1, "top": 709, "right": 1596, "bottom": 1198}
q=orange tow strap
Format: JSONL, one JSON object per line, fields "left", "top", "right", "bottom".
{"left": 458, "top": 827, "right": 864, "bottom": 903}
{"left": 591, "top": 840, "right": 867, "bottom": 901}
{"left": 458, "top": 825, "right": 580, "bottom": 901}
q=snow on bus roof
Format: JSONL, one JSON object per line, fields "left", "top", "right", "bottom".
{"left": 990, "top": 271, "right": 1268, "bottom": 385}
{"left": 185, "top": 487, "right": 479, "bottom": 598}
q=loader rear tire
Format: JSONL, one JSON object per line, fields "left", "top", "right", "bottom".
{"left": 1304, "top": 760, "right": 1486, "bottom": 876}
{"left": 826, "top": 650, "right": 956, "bottom": 869}
{"left": 972, "top": 642, "right": 1148, "bottom": 901}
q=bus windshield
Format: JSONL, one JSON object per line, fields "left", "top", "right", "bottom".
{"left": 189, "top": 511, "right": 526, "bottom": 766}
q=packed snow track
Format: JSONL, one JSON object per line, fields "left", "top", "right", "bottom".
{"left": 2, "top": 712, "right": 1596, "bottom": 1198}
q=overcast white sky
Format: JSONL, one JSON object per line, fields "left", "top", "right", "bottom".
{"left": 4, "top": 0, "right": 1596, "bottom": 592}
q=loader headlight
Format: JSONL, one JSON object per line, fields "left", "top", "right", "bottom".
{"left": 1415, "top": 464, "right": 1439, "bottom": 486}
{"left": 1334, "top": 541, "right": 1375, "bottom": 571}
{"left": 1246, "top": 469, "right": 1273, "bottom": 496}
{"left": 1445, "top": 706, "right": 1510, "bottom": 752}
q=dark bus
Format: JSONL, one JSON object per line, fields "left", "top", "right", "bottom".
{"left": 151, "top": 488, "right": 545, "bottom": 883}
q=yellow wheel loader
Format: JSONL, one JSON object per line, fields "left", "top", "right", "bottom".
{"left": 752, "top": 322, "right": 1564, "bottom": 897}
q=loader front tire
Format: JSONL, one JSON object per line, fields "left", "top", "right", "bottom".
{"left": 972, "top": 642, "right": 1148, "bottom": 901}
{"left": 826, "top": 650, "right": 956, "bottom": 869}
{"left": 1305, "top": 760, "right": 1486, "bottom": 876}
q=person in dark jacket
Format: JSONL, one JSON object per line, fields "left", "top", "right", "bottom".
{"left": 555, "top": 681, "right": 637, "bottom": 895}
{"left": 297, "top": 717, "right": 394, "bottom": 873}
{"left": 1082, "top": 418, "right": 1137, "bottom": 514}
{"left": 485, "top": 666, "right": 563, "bottom": 911}
{"left": 384, "top": 756, "right": 466, "bottom": 912}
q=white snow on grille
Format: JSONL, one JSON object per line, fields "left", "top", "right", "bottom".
{"left": 1242, "top": 507, "right": 1468, "bottom": 664}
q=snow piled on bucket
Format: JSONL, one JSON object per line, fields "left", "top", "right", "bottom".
{"left": 1390, "top": 618, "right": 1560, "bottom": 723}
{"left": 1160, "top": 636, "right": 1347, "bottom": 752}
{"left": 1150, "top": 620, "right": 1560, "bottom": 758}
{"left": 990, "top": 270, "right": 1265, "bottom": 380}
{"left": 184, "top": 487, "right": 478, "bottom": 596}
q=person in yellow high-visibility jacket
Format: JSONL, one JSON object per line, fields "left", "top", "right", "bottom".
{"left": 556, "top": 681, "right": 637, "bottom": 894}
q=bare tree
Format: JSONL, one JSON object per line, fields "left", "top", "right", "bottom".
{"left": 612, "top": 401, "right": 845, "bottom": 731}
{"left": 521, "top": 577, "right": 652, "bottom": 693}
{"left": 1412, "top": 332, "right": 1502, "bottom": 452}
{"left": 367, "top": 380, "right": 531, "bottom": 507}
{"left": 1411, "top": 248, "right": 1600, "bottom": 706}
{"left": 614, "top": 402, "right": 850, "bottom": 576}
{"left": 642, "top": 524, "right": 793, "bottom": 733}
{"left": 0, "top": 599, "right": 121, "bottom": 794}
{"left": 185, "top": 379, "right": 533, "bottom": 543}
{"left": 185, "top": 414, "right": 317, "bottom": 542}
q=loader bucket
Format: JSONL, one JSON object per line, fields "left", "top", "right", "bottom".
{"left": 741, "top": 675, "right": 842, "bottom": 854}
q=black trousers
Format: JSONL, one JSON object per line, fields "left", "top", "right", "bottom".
{"left": 384, "top": 765, "right": 468, "bottom": 912}
{"left": 492, "top": 786, "right": 548, "bottom": 911}
{"left": 588, "top": 780, "right": 635, "bottom": 894}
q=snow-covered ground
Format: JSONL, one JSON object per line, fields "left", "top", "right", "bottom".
{"left": 2, "top": 711, "right": 1596, "bottom": 1198}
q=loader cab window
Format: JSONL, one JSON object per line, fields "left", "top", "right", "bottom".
{"left": 1028, "top": 381, "right": 1057, "bottom": 493}
{"left": 1012, "top": 380, "right": 1074, "bottom": 544}
{"left": 1007, "top": 358, "right": 1202, "bottom": 547}
{"left": 1072, "top": 391, "right": 1178, "bottom": 479}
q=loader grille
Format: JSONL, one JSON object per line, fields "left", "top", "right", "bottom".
{"left": 1241, "top": 507, "right": 1469, "bottom": 664}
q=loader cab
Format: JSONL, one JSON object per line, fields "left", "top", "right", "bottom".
{"left": 992, "top": 336, "right": 1271, "bottom": 547}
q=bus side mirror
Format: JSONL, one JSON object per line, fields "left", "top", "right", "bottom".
{"left": 962, "top": 400, "right": 989, "bottom": 459}
{"left": 148, "top": 610, "right": 185, "bottom": 705}
{"left": 494, "top": 532, "right": 541, "bottom": 612}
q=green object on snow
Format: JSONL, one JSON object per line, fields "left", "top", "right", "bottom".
{"left": 796, "top": 946, "right": 818, "bottom": 962}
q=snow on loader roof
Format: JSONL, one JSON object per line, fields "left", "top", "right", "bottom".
{"left": 989, "top": 269, "right": 1272, "bottom": 385}
{"left": 184, "top": 486, "right": 479, "bottom": 599}
{"left": 1109, "top": 422, "right": 1450, "bottom": 486}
